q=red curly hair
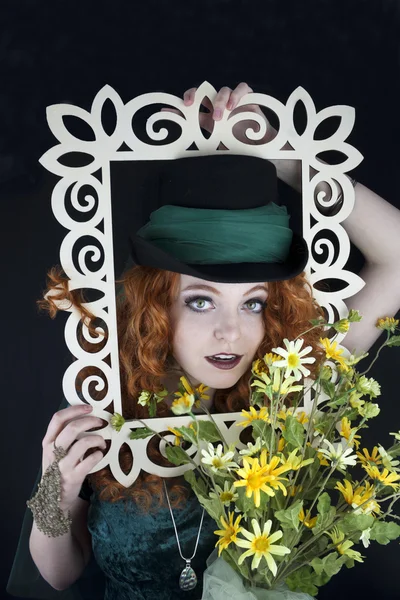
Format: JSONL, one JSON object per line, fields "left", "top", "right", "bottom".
{"left": 39, "top": 264, "right": 327, "bottom": 513}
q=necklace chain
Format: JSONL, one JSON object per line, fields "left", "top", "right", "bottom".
{"left": 163, "top": 479, "right": 205, "bottom": 561}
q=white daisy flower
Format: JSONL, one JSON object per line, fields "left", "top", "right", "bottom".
{"left": 239, "top": 437, "right": 265, "bottom": 457}
{"left": 360, "top": 527, "right": 372, "bottom": 548}
{"left": 317, "top": 439, "right": 357, "bottom": 470}
{"left": 201, "top": 443, "right": 239, "bottom": 474}
{"left": 271, "top": 338, "right": 316, "bottom": 382}
{"left": 378, "top": 445, "right": 400, "bottom": 472}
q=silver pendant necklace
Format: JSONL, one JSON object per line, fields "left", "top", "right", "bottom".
{"left": 163, "top": 479, "right": 205, "bottom": 591}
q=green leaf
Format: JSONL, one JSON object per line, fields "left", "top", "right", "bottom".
{"left": 252, "top": 419, "right": 271, "bottom": 441}
{"left": 317, "top": 492, "right": 332, "bottom": 515}
{"left": 148, "top": 396, "right": 157, "bottom": 418}
{"left": 311, "top": 552, "right": 346, "bottom": 578}
{"left": 321, "top": 380, "right": 336, "bottom": 400}
{"left": 251, "top": 391, "right": 265, "bottom": 408}
{"left": 343, "top": 556, "right": 355, "bottom": 569}
{"left": 369, "top": 521, "right": 400, "bottom": 545}
{"left": 282, "top": 415, "right": 305, "bottom": 449}
{"left": 326, "top": 393, "right": 349, "bottom": 408}
{"left": 197, "top": 420, "right": 221, "bottom": 443}
{"left": 235, "top": 485, "right": 255, "bottom": 515}
{"left": 175, "top": 425, "right": 198, "bottom": 446}
{"left": 129, "top": 426, "right": 153, "bottom": 440}
{"left": 313, "top": 506, "right": 336, "bottom": 537}
{"left": 300, "top": 535, "right": 329, "bottom": 563}
{"left": 275, "top": 499, "right": 303, "bottom": 532}
{"left": 306, "top": 456, "right": 321, "bottom": 483}
{"left": 338, "top": 513, "right": 374, "bottom": 536}
{"left": 311, "top": 414, "right": 332, "bottom": 436}
{"left": 280, "top": 524, "right": 299, "bottom": 548}
{"left": 183, "top": 469, "right": 208, "bottom": 499}
{"left": 386, "top": 335, "right": 400, "bottom": 347}
{"left": 155, "top": 387, "right": 168, "bottom": 398}
{"left": 198, "top": 495, "right": 224, "bottom": 522}
{"left": 285, "top": 566, "right": 321, "bottom": 596}
{"left": 165, "top": 445, "right": 191, "bottom": 466}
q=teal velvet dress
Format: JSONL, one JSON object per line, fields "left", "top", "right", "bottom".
{"left": 78, "top": 475, "right": 218, "bottom": 600}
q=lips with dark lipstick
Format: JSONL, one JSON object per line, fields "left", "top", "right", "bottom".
{"left": 205, "top": 353, "right": 243, "bottom": 370}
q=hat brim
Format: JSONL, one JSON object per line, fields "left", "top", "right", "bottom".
{"left": 129, "top": 233, "right": 309, "bottom": 283}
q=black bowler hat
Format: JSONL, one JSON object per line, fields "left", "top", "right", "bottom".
{"left": 129, "top": 154, "right": 309, "bottom": 283}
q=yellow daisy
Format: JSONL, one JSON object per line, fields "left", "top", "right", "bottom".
{"left": 362, "top": 465, "right": 400, "bottom": 490}
{"left": 180, "top": 376, "right": 194, "bottom": 395}
{"left": 246, "top": 451, "right": 291, "bottom": 497}
{"left": 167, "top": 423, "right": 196, "bottom": 446}
{"left": 376, "top": 317, "right": 399, "bottom": 333}
{"left": 335, "top": 480, "right": 380, "bottom": 516}
{"left": 171, "top": 392, "right": 195, "bottom": 415}
{"left": 356, "top": 447, "right": 382, "bottom": 467}
{"left": 167, "top": 426, "right": 184, "bottom": 446}
{"left": 252, "top": 359, "right": 269, "bottom": 376}
{"left": 317, "top": 450, "right": 330, "bottom": 467}
{"left": 339, "top": 417, "right": 361, "bottom": 450}
{"left": 235, "top": 406, "right": 271, "bottom": 428}
{"left": 299, "top": 507, "right": 317, "bottom": 529}
{"left": 319, "top": 337, "right": 350, "bottom": 372}
{"left": 289, "top": 484, "right": 303, "bottom": 497}
{"left": 214, "top": 511, "right": 243, "bottom": 557}
{"left": 277, "top": 437, "right": 286, "bottom": 452}
{"left": 279, "top": 448, "right": 314, "bottom": 471}
{"left": 196, "top": 383, "right": 210, "bottom": 400}
{"left": 236, "top": 518, "right": 290, "bottom": 573}
{"left": 278, "top": 407, "right": 308, "bottom": 431}
{"left": 263, "top": 352, "right": 283, "bottom": 367}
{"left": 233, "top": 457, "right": 272, "bottom": 507}
{"left": 328, "top": 526, "right": 364, "bottom": 562}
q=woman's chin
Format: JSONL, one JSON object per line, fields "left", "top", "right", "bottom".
{"left": 200, "top": 368, "right": 246, "bottom": 390}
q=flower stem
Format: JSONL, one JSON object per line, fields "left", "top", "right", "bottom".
{"left": 358, "top": 332, "right": 389, "bottom": 377}
{"left": 135, "top": 418, "right": 209, "bottom": 488}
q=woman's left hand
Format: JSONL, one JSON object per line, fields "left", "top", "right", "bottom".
{"left": 161, "top": 82, "right": 273, "bottom": 148}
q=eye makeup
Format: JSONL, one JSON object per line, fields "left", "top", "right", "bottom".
{"left": 183, "top": 295, "right": 267, "bottom": 314}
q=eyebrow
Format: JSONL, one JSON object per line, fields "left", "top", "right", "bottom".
{"left": 181, "top": 284, "right": 268, "bottom": 296}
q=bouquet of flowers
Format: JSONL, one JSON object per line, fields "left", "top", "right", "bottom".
{"left": 118, "top": 311, "right": 400, "bottom": 599}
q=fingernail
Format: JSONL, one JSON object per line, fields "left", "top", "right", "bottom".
{"left": 84, "top": 405, "right": 93, "bottom": 411}
{"left": 227, "top": 101, "right": 233, "bottom": 110}
{"left": 214, "top": 109, "right": 222, "bottom": 119}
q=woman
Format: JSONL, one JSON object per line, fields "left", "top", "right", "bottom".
{"left": 9, "top": 83, "right": 400, "bottom": 600}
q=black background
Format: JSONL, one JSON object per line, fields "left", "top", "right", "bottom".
{"left": 2, "top": 1, "right": 400, "bottom": 599}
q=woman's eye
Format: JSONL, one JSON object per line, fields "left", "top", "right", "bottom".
{"left": 245, "top": 299, "right": 267, "bottom": 313}
{"left": 185, "top": 296, "right": 213, "bottom": 312}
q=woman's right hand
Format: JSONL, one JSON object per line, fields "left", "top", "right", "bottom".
{"left": 41, "top": 404, "right": 106, "bottom": 512}
{"left": 161, "top": 82, "right": 275, "bottom": 148}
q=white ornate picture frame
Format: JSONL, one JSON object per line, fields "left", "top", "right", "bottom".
{"left": 40, "top": 81, "right": 364, "bottom": 486}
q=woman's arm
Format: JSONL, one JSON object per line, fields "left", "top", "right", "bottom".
{"left": 269, "top": 146, "right": 400, "bottom": 354}
{"left": 29, "top": 496, "right": 92, "bottom": 591}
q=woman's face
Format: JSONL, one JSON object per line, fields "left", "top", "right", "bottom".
{"left": 169, "top": 274, "right": 268, "bottom": 389}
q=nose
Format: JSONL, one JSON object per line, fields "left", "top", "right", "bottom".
{"left": 214, "top": 315, "right": 241, "bottom": 343}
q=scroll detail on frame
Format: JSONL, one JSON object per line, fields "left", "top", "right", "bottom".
{"left": 39, "top": 81, "right": 364, "bottom": 487}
